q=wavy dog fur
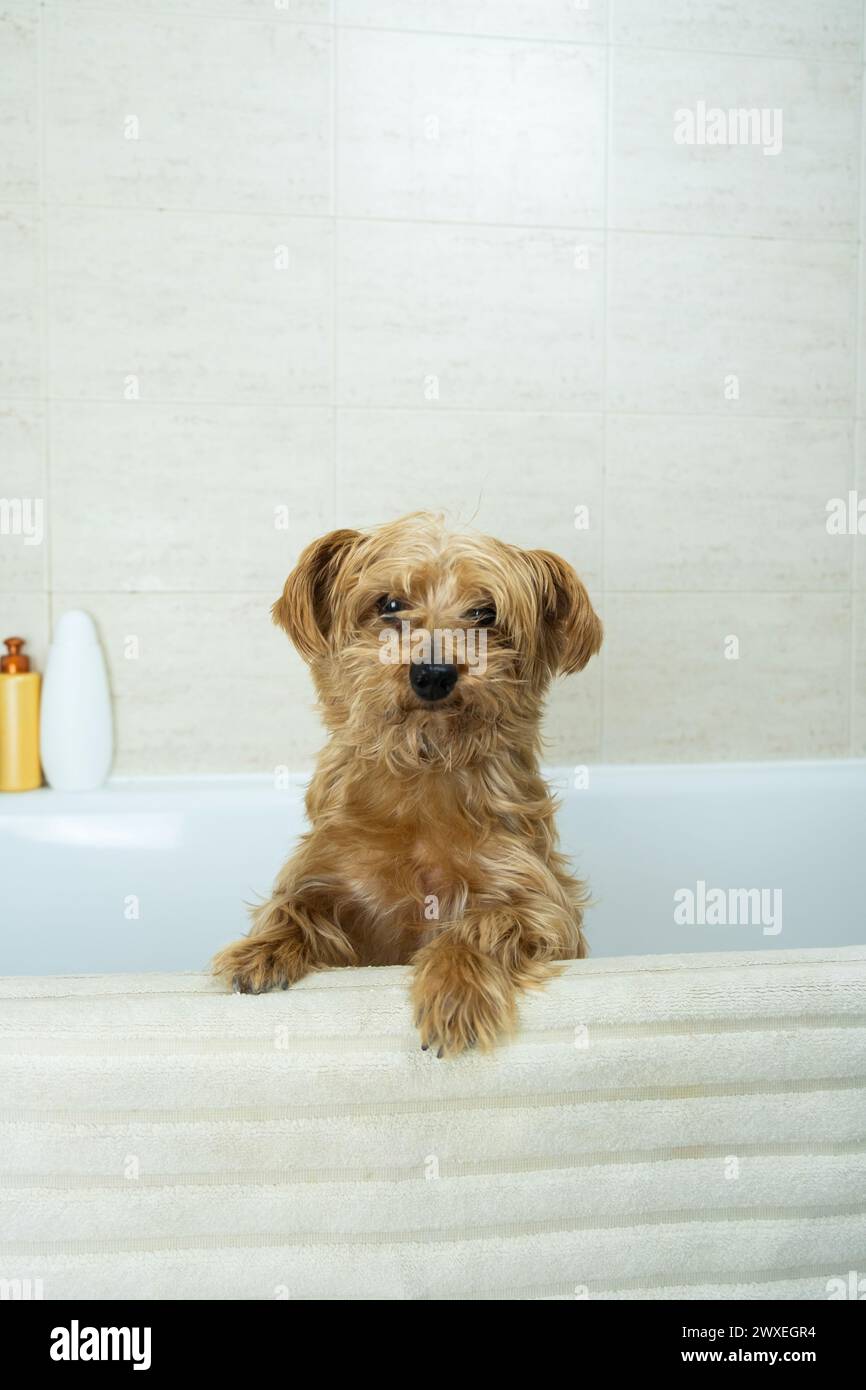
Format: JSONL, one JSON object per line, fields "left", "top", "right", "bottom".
{"left": 213, "top": 513, "right": 602, "bottom": 1056}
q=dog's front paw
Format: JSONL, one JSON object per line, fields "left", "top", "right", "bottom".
{"left": 410, "top": 940, "right": 517, "bottom": 1058}
{"left": 213, "top": 934, "right": 309, "bottom": 995}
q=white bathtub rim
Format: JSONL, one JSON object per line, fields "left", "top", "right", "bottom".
{"left": 1, "top": 754, "right": 864, "bottom": 812}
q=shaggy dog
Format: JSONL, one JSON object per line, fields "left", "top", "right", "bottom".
{"left": 213, "top": 513, "right": 602, "bottom": 1056}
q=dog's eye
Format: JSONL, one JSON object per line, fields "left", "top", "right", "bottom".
{"left": 463, "top": 606, "right": 496, "bottom": 627}
{"left": 377, "top": 596, "right": 409, "bottom": 619}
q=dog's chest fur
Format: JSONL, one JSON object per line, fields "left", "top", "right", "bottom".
{"left": 328, "top": 775, "right": 479, "bottom": 961}
{"left": 350, "top": 823, "right": 470, "bottom": 919}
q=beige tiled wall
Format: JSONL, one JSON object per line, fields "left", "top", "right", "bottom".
{"left": 1, "top": 0, "right": 864, "bottom": 772}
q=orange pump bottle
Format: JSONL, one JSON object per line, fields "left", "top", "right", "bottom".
{"left": 0, "top": 637, "right": 42, "bottom": 791}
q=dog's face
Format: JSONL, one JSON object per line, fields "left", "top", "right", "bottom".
{"left": 273, "top": 513, "right": 601, "bottom": 772}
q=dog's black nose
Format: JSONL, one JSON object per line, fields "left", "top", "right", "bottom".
{"left": 410, "top": 663, "right": 458, "bottom": 702}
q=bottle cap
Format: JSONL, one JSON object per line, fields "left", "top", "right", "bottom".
{"left": 51, "top": 609, "right": 100, "bottom": 647}
{"left": 1, "top": 637, "right": 31, "bottom": 673}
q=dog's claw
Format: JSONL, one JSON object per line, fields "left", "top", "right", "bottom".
{"left": 419, "top": 1032, "right": 478, "bottom": 1058}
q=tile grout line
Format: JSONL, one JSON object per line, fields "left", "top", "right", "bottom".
{"left": 332, "top": 8, "right": 339, "bottom": 526}
{"left": 36, "top": 0, "right": 52, "bottom": 638}
{"left": 1, "top": 200, "right": 861, "bottom": 245}
{"left": 2, "top": 400, "right": 864, "bottom": 423}
{"left": 3, "top": 590, "right": 856, "bottom": 600}
{"left": 36, "top": 4, "right": 866, "bottom": 67}
{"left": 851, "top": 8, "right": 866, "bottom": 754}
{"left": 598, "top": 8, "right": 613, "bottom": 762}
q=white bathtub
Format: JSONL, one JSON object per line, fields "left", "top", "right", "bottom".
{"left": 1, "top": 759, "right": 863, "bottom": 976}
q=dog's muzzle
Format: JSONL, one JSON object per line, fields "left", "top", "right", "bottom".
{"left": 410, "top": 662, "right": 458, "bottom": 702}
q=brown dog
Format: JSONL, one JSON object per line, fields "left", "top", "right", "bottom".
{"left": 213, "top": 513, "right": 602, "bottom": 1056}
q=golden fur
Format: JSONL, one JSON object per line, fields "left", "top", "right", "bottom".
{"left": 213, "top": 513, "right": 602, "bottom": 1056}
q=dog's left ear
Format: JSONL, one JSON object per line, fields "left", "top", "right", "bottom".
{"left": 272, "top": 528, "right": 361, "bottom": 661}
{"left": 527, "top": 549, "right": 602, "bottom": 676}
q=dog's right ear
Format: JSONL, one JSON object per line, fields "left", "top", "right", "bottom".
{"left": 272, "top": 529, "right": 361, "bottom": 661}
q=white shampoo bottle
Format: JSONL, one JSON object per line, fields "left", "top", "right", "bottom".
{"left": 40, "top": 609, "right": 113, "bottom": 791}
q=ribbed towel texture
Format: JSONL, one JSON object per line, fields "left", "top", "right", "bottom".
{"left": 1, "top": 947, "right": 864, "bottom": 1300}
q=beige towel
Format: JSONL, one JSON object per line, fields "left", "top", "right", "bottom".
{"left": 1, "top": 947, "right": 864, "bottom": 1300}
